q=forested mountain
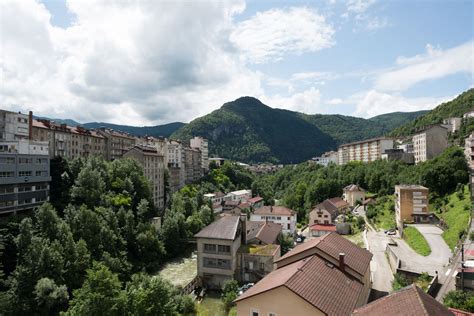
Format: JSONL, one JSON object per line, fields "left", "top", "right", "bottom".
{"left": 82, "top": 122, "right": 185, "bottom": 138}
{"left": 171, "top": 97, "right": 428, "bottom": 163}
{"left": 390, "top": 89, "right": 474, "bottom": 137}
{"left": 369, "top": 110, "right": 429, "bottom": 131}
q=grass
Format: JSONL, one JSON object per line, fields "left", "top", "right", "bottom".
{"left": 403, "top": 226, "right": 431, "bottom": 256}
{"left": 343, "top": 231, "right": 365, "bottom": 248}
{"left": 437, "top": 185, "right": 471, "bottom": 250}
{"left": 367, "top": 196, "right": 396, "bottom": 231}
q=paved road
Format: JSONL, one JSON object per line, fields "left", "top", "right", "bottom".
{"left": 410, "top": 224, "right": 452, "bottom": 266}
{"left": 366, "top": 229, "right": 393, "bottom": 293}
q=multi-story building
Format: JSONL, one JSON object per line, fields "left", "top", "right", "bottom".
{"left": 442, "top": 117, "right": 462, "bottom": 133}
{"left": 381, "top": 149, "right": 415, "bottom": 164}
{"left": 397, "top": 142, "right": 414, "bottom": 154}
{"left": 96, "top": 128, "right": 136, "bottom": 161}
{"left": 184, "top": 146, "right": 202, "bottom": 184}
{"left": 32, "top": 120, "right": 106, "bottom": 159}
{"left": 250, "top": 206, "right": 297, "bottom": 235}
{"left": 337, "top": 137, "right": 394, "bottom": 165}
{"left": 190, "top": 136, "right": 209, "bottom": 172}
{"left": 0, "top": 140, "right": 51, "bottom": 215}
{"left": 195, "top": 215, "right": 242, "bottom": 289}
{"left": 465, "top": 132, "right": 474, "bottom": 169}
{"left": 167, "top": 140, "right": 186, "bottom": 191}
{"left": 412, "top": 125, "right": 448, "bottom": 164}
{"left": 395, "top": 185, "right": 431, "bottom": 234}
{"left": 123, "top": 145, "right": 165, "bottom": 209}
{"left": 310, "top": 151, "right": 338, "bottom": 166}
{"left": 0, "top": 110, "right": 30, "bottom": 141}
{"left": 343, "top": 184, "right": 366, "bottom": 207}
{"left": 224, "top": 189, "right": 252, "bottom": 203}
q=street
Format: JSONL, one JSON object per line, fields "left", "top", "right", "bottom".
{"left": 366, "top": 229, "right": 394, "bottom": 293}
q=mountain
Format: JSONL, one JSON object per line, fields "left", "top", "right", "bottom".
{"left": 82, "top": 122, "right": 185, "bottom": 138}
{"left": 171, "top": 97, "right": 427, "bottom": 164}
{"left": 390, "top": 89, "right": 474, "bottom": 137}
{"left": 369, "top": 110, "right": 429, "bottom": 131}
{"left": 34, "top": 116, "right": 81, "bottom": 127}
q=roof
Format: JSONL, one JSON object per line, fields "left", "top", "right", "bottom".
{"left": 238, "top": 202, "right": 251, "bottom": 209}
{"left": 235, "top": 255, "right": 364, "bottom": 315}
{"left": 239, "top": 244, "right": 280, "bottom": 256}
{"left": 339, "top": 137, "right": 392, "bottom": 148}
{"left": 275, "top": 232, "right": 372, "bottom": 276}
{"left": 312, "top": 200, "right": 338, "bottom": 216}
{"left": 253, "top": 206, "right": 295, "bottom": 216}
{"left": 328, "top": 197, "right": 349, "bottom": 209}
{"left": 32, "top": 119, "right": 104, "bottom": 138}
{"left": 352, "top": 284, "right": 453, "bottom": 316}
{"left": 194, "top": 216, "right": 240, "bottom": 240}
{"left": 215, "top": 191, "right": 225, "bottom": 198}
{"left": 310, "top": 224, "right": 337, "bottom": 232}
{"left": 248, "top": 196, "right": 264, "bottom": 204}
{"left": 344, "top": 184, "right": 366, "bottom": 192}
{"left": 246, "top": 221, "right": 282, "bottom": 245}
{"left": 395, "top": 184, "right": 429, "bottom": 190}
{"left": 227, "top": 189, "right": 251, "bottom": 196}
{"left": 449, "top": 308, "right": 472, "bottom": 316}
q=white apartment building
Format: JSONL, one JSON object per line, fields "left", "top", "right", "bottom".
{"left": 465, "top": 132, "right": 474, "bottom": 169}
{"left": 123, "top": 145, "right": 165, "bottom": 209}
{"left": 412, "top": 125, "right": 448, "bottom": 164}
{"left": 337, "top": 137, "right": 394, "bottom": 165}
{"left": 0, "top": 110, "right": 30, "bottom": 141}
{"left": 250, "top": 206, "right": 297, "bottom": 234}
{"left": 190, "top": 136, "right": 209, "bottom": 172}
{"left": 224, "top": 189, "right": 252, "bottom": 203}
{"left": 311, "top": 151, "right": 338, "bottom": 166}
{"left": 167, "top": 140, "right": 186, "bottom": 189}
{"left": 442, "top": 117, "right": 462, "bottom": 133}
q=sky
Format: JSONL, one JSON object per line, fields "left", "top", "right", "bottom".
{"left": 0, "top": 0, "right": 473, "bottom": 125}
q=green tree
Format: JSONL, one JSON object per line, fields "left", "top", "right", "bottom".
{"left": 221, "top": 279, "right": 239, "bottom": 311}
{"left": 443, "top": 290, "right": 474, "bottom": 312}
{"left": 34, "top": 277, "right": 69, "bottom": 315}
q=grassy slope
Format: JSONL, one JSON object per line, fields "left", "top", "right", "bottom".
{"left": 368, "top": 196, "right": 397, "bottom": 231}
{"left": 438, "top": 185, "right": 471, "bottom": 250}
{"left": 403, "top": 226, "right": 432, "bottom": 256}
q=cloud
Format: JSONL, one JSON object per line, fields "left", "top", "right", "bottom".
{"left": 230, "top": 7, "right": 335, "bottom": 63}
{"left": 353, "top": 90, "right": 454, "bottom": 118}
{"left": 260, "top": 87, "right": 323, "bottom": 113}
{"left": 346, "top": 0, "right": 376, "bottom": 13}
{"left": 375, "top": 41, "right": 474, "bottom": 92}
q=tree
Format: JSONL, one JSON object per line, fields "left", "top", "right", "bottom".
{"left": 443, "top": 290, "right": 474, "bottom": 312}
{"left": 221, "top": 280, "right": 239, "bottom": 311}
{"left": 34, "top": 277, "right": 69, "bottom": 315}
{"left": 392, "top": 273, "right": 409, "bottom": 291}
{"left": 278, "top": 233, "right": 294, "bottom": 256}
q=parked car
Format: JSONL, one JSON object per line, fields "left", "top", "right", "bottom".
{"left": 238, "top": 283, "right": 255, "bottom": 295}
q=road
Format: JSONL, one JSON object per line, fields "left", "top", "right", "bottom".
{"left": 366, "top": 229, "right": 394, "bottom": 293}
{"left": 410, "top": 224, "right": 451, "bottom": 266}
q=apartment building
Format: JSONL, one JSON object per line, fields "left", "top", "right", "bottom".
{"left": 250, "top": 206, "right": 297, "bottom": 234}
{"left": 465, "top": 132, "right": 474, "bottom": 169}
{"left": 0, "top": 110, "right": 30, "bottom": 141}
{"left": 395, "top": 185, "right": 431, "bottom": 234}
{"left": 32, "top": 120, "right": 106, "bottom": 159}
{"left": 96, "top": 128, "right": 136, "bottom": 161}
{"left": 123, "top": 145, "right": 165, "bottom": 209}
{"left": 412, "top": 125, "right": 448, "bottom": 164}
{"left": 190, "top": 136, "right": 209, "bottom": 172}
{"left": 337, "top": 137, "right": 394, "bottom": 165}
{"left": 167, "top": 140, "right": 186, "bottom": 192}
{"left": 310, "top": 150, "right": 338, "bottom": 166}
{"left": 195, "top": 215, "right": 242, "bottom": 289}
{"left": 0, "top": 140, "right": 51, "bottom": 215}
{"left": 184, "top": 146, "right": 202, "bottom": 184}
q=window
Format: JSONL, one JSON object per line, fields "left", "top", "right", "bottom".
{"left": 0, "top": 187, "right": 14, "bottom": 194}
{"left": 287, "top": 223, "right": 290, "bottom": 230}
{"left": 0, "top": 157, "right": 15, "bottom": 164}
{"left": 18, "top": 186, "right": 32, "bottom": 192}
{"left": 203, "top": 244, "right": 217, "bottom": 253}
{"left": 19, "top": 171, "right": 32, "bottom": 177}
{"left": 251, "top": 311, "right": 259, "bottom": 316}
{"left": 0, "top": 201, "right": 14, "bottom": 207}
{"left": 268, "top": 313, "right": 277, "bottom": 316}
{"left": 0, "top": 172, "right": 14, "bottom": 178}
{"left": 36, "top": 171, "right": 47, "bottom": 177}
{"left": 276, "top": 217, "right": 281, "bottom": 220}
{"left": 218, "top": 245, "right": 230, "bottom": 254}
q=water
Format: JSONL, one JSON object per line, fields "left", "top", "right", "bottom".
{"left": 158, "top": 250, "right": 197, "bottom": 288}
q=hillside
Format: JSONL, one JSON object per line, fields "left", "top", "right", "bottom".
{"left": 171, "top": 97, "right": 426, "bottom": 163}
{"left": 369, "top": 110, "right": 429, "bottom": 131}
{"left": 390, "top": 89, "right": 474, "bottom": 137}
{"left": 82, "top": 122, "right": 185, "bottom": 138}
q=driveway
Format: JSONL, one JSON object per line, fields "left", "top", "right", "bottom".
{"left": 410, "top": 224, "right": 451, "bottom": 265}
{"left": 366, "top": 230, "right": 393, "bottom": 293}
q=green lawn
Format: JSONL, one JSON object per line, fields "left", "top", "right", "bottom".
{"left": 343, "top": 231, "right": 365, "bottom": 248}
{"left": 367, "top": 196, "right": 396, "bottom": 231}
{"left": 403, "top": 226, "right": 431, "bottom": 256}
{"left": 438, "top": 185, "right": 471, "bottom": 250}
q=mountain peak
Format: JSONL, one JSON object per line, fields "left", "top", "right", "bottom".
{"left": 222, "top": 96, "right": 268, "bottom": 110}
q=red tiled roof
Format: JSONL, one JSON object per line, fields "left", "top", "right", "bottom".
{"left": 248, "top": 196, "right": 264, "bottom": 204}
{"left": 310, "top": 224, "right": 337, "bottom": 232}
{"left": 312, "top": 200, "right": 339, "bottom": 216}
{"left": 255, "top": 222, "right": 282, "bottom": 245}
{"left": 328, "top": 197, "right": 349, "bottom": 209}
{"left": 352, "top": 284, "right": 453, "bottom": 316}
{"left": 449, "top": 308, "right": 472, "bottom": 316}
{"left": 235, "top": 255, "right": 364, "bottom": 315}
{"left": 253, "top": 206, "right": 295, "bottom": 216}
{"left": 275, "top": 232, "right": 372, "bottom": 276}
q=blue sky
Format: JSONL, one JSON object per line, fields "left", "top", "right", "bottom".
{"left": 1, "top": 0, "right": 473, "bottom": 125}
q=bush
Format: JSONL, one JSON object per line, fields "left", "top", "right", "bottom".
{"left": 175, "top": 294, "right": 195, "bottom": 314}
{"left": 392, "top": 273, "right": 409, "bottom": 291}
{"left": 221, "top": 280, "right": 239, "bottom": 311}
{"left": 443, "top": 290, "right": 474, "bottom": 312}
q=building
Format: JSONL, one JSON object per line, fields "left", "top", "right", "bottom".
{"left": 224, "top": 189, "right": 252, "bottom": 203}
{"left": 247, "top": 196, "right": 264, "bottom": 209}
{"left": 343, "top": 184, "right": 366, "bottom": 207}
{"left": 209, "top": 157, "right": 226, "bottom": 167}
{"left": 465, "top": 132, "right": 474, "bottom": 169}
{"left": 96, "top": 128, "right": 136, "bottom": 161}
{"left": 235, "top": 233, "right": 372, "bottom": 316}
{"left": 381, "top": 149, "right": 415, "bottom": 164}
{"left": 167, "top": 140, "right": 186, "bottom": 191}
{"left": 338, "top": 137, "right": 394, "bottom": 165}
{"left": 195, "top": 216, "right": 242, "bottom": 289}
{"left": 397, "top": 142, "right": 414, "bottom": 154}
{"left": 352, "top": 284, "right": 452, "bottom": 316}
{"left": 308, "top": 198, "right": 349, "bottom": 237}
{"left": 443, "top": 117, "right": 462, "bottom": 133}
{"left": 310, "top": 151, "right": 338, "bottom": 166}
{"left": 238, "top": 244, "right": 280, "bottom": 284}
{"left": 0, "top": 110, "right": 30, "bottom": 141}
{"left": 412, "top": 125, "right": 448, "bottom": 164}
{"left": 184, "top": 146, "right": 202, "bottom": 184}
{"left": 0, "top": 140, "right": 51, "bottom": 215}
{"left": 190, "top": 136, "right": 209, "bottom": 172}
{"left": 123, "top": 145, "right": 165, "bottom": 209}
{"left": 395, "top": 185, "right": 431, "bottom": 234}
{"left": 250, "top": 206, "right": 297, "bottom": 234}
{"left": 463, "top": 111, "right": 474, "bottom": 119}
{"left": 203, "top": 192, "right": 225, "bottom": 204}
{"left": 245, "top": 221, "right": 282, "bottom": 245}
{"left": 32, "top": 119, "right": 106, "bottom": 159}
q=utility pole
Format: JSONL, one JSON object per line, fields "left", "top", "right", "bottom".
{"left": 461, "top": 243, "right": 465, "bottom": 291}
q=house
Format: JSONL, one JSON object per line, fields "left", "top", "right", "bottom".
{"left": 245, "top": 221, "right": 282, "bottom": 245}
{"left": 212, "top": 202, "right": 223, "bottom": 214}
{"left": 204, "top": 192, "right": 225, "bottom": 204}
{"left": 247, "top": 196, "right": 264, "bottom": 209}
{"left": 222, "top": 200, "right": 240, "bottom": 212}
{"left": 194, "top": 216, "right": 242, "bottom": 289}
{"left": 412, "top": 125, "right": 448, "bottom": 164}
{"left": 250, "top": 206, "right": 297, "bottom": 234}
{"left": 235, "top": 233, "right": 372, "bottom": 316}
{"left": 237, "top": 244, "right": 280, "bottom": 284}
{"left": 328, "top": 197, "right": 350, "bottom": 212}
{"left": 309, "top": 200, "right": 339, "bottom": 225}
{"left": 225, "top": 189, "right": 252, "bottom": 203}
{"left": 343, "top": 184, "right": 366, "bottom": 207}
{"left": 395, "top": 185, "right": 434, "bottom": 235}
{"left": 352, "top": 284, "right": 453, "bottom": 316}
{"left": 309, "top": 224, "right": 337, "bottom": 237}
{"left": 310, "top": 151, "right": 338, "bottom": 166}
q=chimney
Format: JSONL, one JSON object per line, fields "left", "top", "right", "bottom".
{"left": 28, "top": 111, "right": 33, "bottom": 140}
{"left": 339, "top": 253, "right": 345, "bottom": 271}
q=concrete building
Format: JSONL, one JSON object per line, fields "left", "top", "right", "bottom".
{"left": 337, "top": 137, "right": 394, "bottom": 165}
{"left": 251, "top": 206, "right": 297, "bottom": 235}
{"left": 0, "top": 140, "right": 51, "bottom": 215}
{"left": 0, "top": 110, "right": 30, "bottom": 141}
{"left": 310, "top": 151, "right": 338, "bottom": 167}
{"left": 381, "top": 149, "right": 415, "bottom": 164}
{"left": 32, "top": 120, "right": 106, "bottom": 159}
{"left": 209, "top": 157, "right": 226, "bottom": 167}
{"left": 395, "top": 185, "right": 431, "bottom": 234}
{"left": 96, "top": 128, "right": 136, "bottom": 161}
{"left": 238, "top": 244, "right": 280, "bottom": 284}
{"left": 167, "top": 140, "right": 186, "bottom": 191}
{"left": 190, "top": 136, "right": 209, "bottom": 172}
{"left": 397, "top": 142, "right": 414, "bottom": 154}
{"left": 123, "top": 145, "right": 165, "bottom": 209}
{"left": 184, "top": 146, "right": 202, "bottom": 184}
{"left": 343, "top": 184, "right": 366, "bottom": 207}
{"left": 442, "top": 117, "right": 462, "bottom": 133}
{"left": 235, "top": 233, "right": 372, "bottom": 316}
{"left": 464, "top": 111, "right": 474, "bottom": 119}
{"left": 224, "top": 189, "right": 252, "bottom": 203}
{"left": 465, "top": 132, "right": 474, "bottom": 169}
{"left": 412, "top": 125, "right": 448, "bottom": 164}
{"left": 195, "top": 216, "right": 242, "bottom": 289}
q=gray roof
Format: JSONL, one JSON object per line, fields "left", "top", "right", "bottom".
{"left": 194, "top": 215, "right": 240, "bottom": 240}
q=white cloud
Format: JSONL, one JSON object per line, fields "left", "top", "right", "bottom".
{"left": 327, "top": 98, "right": 343, "bottom": 105}
{"left": 353, "top": 90, "right": 454, "bottom": 118}
{"left": 375, "top": 41, "right": 474, "bottom": 92}
{"left": 230, "top": 7, "right": 335, "bottom": 63}
{"left": 260, "top": 87, "right": 323, "bottom": 113}
{"left": 346, "top": 0, "right": 376, "bottom": 13}
{"left": 365, "top": 16, "right": 388, "bottom": 30}
{"left": 290, "top": 71, "right": 333, "bottom": 81}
